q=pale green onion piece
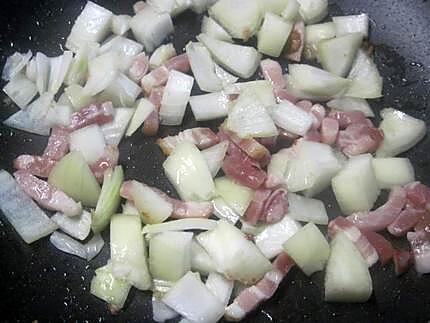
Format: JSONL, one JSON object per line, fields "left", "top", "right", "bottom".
{"left": 190, "top": 239, "right": 216, "bottom": 275}
{"left": 92, "top": 166, "right": 124, "bottom": 233}
{"left": 333, "top": 14, "right": 369, "bottom": 37}
{"left": 325, "top": 232, "right": 373, "bottom": 302}
{"left": 297, "top": 0, "right": 328, "bottom": 24}
{"left": 149, "top": 231, "right": 193, "bottom": 282}
{"left": 163, "top": 142, "right": 216, "bottom": 201}
{"left": 258, "top": 13, "right": 293, "bottom": 57}
{"left": 111, "top": 15, "right": 131, "bottom": 36}
{"left": 201, "top": 16, "right": 233, "bottom": 43}
{"left": 331, "top": 154, "right": 380, "bottom": 215}
{"left": 214, "top": 176, "right": 254, "bottom": 217}
{"left": 110, "top": 214, "right": 152, "bottom": 290}
{"left": 122, "top": 201, "right": 140, "bottom": 216}
{"left": 281, "top": 0, "right": 300, "bottom": 21}
{"left": 271, "top": 100, "right": 314, "bottom": 136}
{"left": 267, "top": 148, "right": 295, "bottom": 188}
{"left": 48, "top": 151, "right": 101, "bottom": 207}
{"left": 197, "top": 220, "right": 272, "bottom": 284}
{"left": 65, "top": 84, "right": 93, "bottom": 111}
{"left": 48, "top": 51, "right": 73, "bottom": 95}
{"left": 304, "top": 22, "right": 336, "bottom": 59}
{"left": 282, "top": 222, "right": 330, "bottom": 276}
{"left": 258, "top": 0, "right": 290, "bottom": 15}
{"left": 224, "top": 80, "right": 276, "bottom": 108}
{"left": 65, "top": 42, "right": 100, "bottom": 86}
{"left": 142, "top": 219, "right": 218, "bottom": 234}
{"left": 149, "top": 43, "right": 177, "bottom": 69}
{"left": 126, "top": 98, "right": 155, "bottom": 136}
{"left": 372, "top": 158, "right": 415, "bottom": 189}
{"left": 326, "top": 97, "right": 374, "bottom": 117}
{"left": 98, "top": 73, "right": 141, "bottom": 107}
{"left": 287, "top": 193, "right": 328, "bottom": 224}
{"left": 376, "top": 108, "right": 426, "bottom": 157}
{"left": 212, "top": 197, "right": 240, "bottom": 224}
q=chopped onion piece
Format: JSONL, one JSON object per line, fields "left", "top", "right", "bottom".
{"left": 48, "top": 51, "right": 73, "bottom": 95}
{"left": 162, "top": 272, "right": 225, "bottom": 323}
{"left": 190, "top": 239, "right": 216, "bottom": 274}
{"left": 3, "top": 92, "right": 54, "bottom": 136}
{"left": 288, "top": 64, "right": 350, "bottom": 97}
{"left": 201, "top": 16, "right": 233, "bottom": 43}
{"left": 284, "top": 74, "right": 335, "bottom": 101}
{"left": 142, "top": 219, "right": 218, "bottom": 234}
{"left": 150, "top": 43, "right": 177, "bottom": 69}
{"left": 189, "top": 91, "right": 232, "bottom": 121}
{"left": 0, "top": 170, "right": 57, "bottom": 244}
{"left": 110, "top": 214, "right": 151, "bottom": 290}
{"left": 332, "top": 154, "right": 380, "bottom": 214}
{"left": 152, "top": 297, "right": 178, "bottom": 322}
{"left": 84, "top": 52, "right": 119, "bottom": 96}
{"left": 304, "top": 22, "right": 336, "bottom": 59}
{"left": 345, "top": 49, "right": 383, "bottom": 99}
{"left": 149, "top": 231, "right": 193, "bottom": 282}
{"left": 285, "top": 140, "right": 342, "bottom": 196}
{"left": 327, "top": 97, "right": 374, "bottom": 117}
{"left": 99, "top": 73, "right": 141, "bottom": 108}
{"left": 281, "top": 0, "right": 300, "bottom": 20}
{"left": 197, "top": 220, "right": 272, "bottom": 284}
{"left": 333, "top": 14, "right": 369, "bottom": 37}
{"left": 197, "top": 33, "right": 261, "bottom": 79}
{"left": 148, "top": 0, "right": 191, "bottom": 16}
{"left": 186, "top": 41, "right": 228, "bottom": 92}
{"left": 66, "top": 1, "right": 113, "bottom": 52}
{"left": 205, "top": 272, "right": 234, "bottom": 306}
{"left": 202, "top": 141, "right": 229, "bottom": 177}
{"left": 126, "top": 98, "right": 155, "bottom": 136}
{"left": 65, "top": 84, "right": 93, "bottom": 111}
{"left": 287, "top": 193, "right": 328, "bottom": 224}
{"left": 212, "top": 197, "right": 240, "bottom": 224}
{"left": 214, "top": 176, "right": 254, "bottom": 217}
{"left": 50, "top": 104, "right": 73, "bottom": 127}
{"left": 226, "top": 90, "right": 278, "bottom": 138}
{"left": 258, "top": 13, "right": 293, "bottom": 57}
{"left": 190, "top": 0, "right": 217, "bottom": 13}
{"left": 373, "top": 158, "right": 415, "bottom": 189}
{"left": 122, "top": 201, "right": 140, "bottom": 215}
{"left": 266, "top": 148, "right": 295, "bottom": 188}
{"left": 99, "top": 36, "right": 144, "bottom": 72}
{"left": 3, "top": 75, "right": 37, "bottom": 109}
{"left": 159, "top": 70, "right": 194, "bottom": 125}
{"left": 376, "top": 108, "right": 426, "bottom": 157}
{"left": 26, "top": 57, "right": 37, "bottom": 82}
{"left": 92, "top": 166, "right": 124, "bottom": 233}
{"left": 325, "top": 232, "right": 373, "bottom": 302}
{"left": 224, "top": 80, "right": 276, "bottom": 108}
{"left": 258, "top": 0, "right": 291, "bottom": 15}
{"left": 130, "top": 5, "right": 174, "bottom": 53}
{"left": 51, "top": 211, "right": 91, "bottom": 241}
{"left": 2, "top": 50, "right": 32, "bottom": 81}
{"left": 208, "top": 0, "right": 261, "bottom": 40}
{"left": 297, "top": 0, "right": 328, "bottom": 24}
{"left": 317, "top": 33, "right": 363, "bottom": 77}
{"left": 35, "top": 52, "right": 50, "bottom": 94}
{"left": 91, "top": 263, "right": 132, "bottom": 312}
{"left": 283, "top": 222, "right": 329, "bottom": 276}
{"left": 111, "top": 15, "right": 131, "bottom": 36}
{"left": 65, "top": 42, "right": 100, "bottom": 86}
{"left": 100, "top": 108, "right": 133, "bottom": 146}
{"left": 271, "top": 100, "right": 314, "bottom": 136}
{"left": 163, "top": 142, "right": 215, "bottom": 201}
{"left": 255, "top": 216, "right": 302, "bottom": 259}
{"left": 70, "top": 125, "right": 106, "bottom": 164}
{"left": 50, "top": 231, "right": 104, "bottom": 261}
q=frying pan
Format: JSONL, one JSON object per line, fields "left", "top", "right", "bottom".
{"left": 1, "top": 0, "right": 430, "bottom": 321}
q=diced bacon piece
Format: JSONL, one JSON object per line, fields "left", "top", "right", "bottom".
{"left": 404, "top": 181, "right": 430, "bottom": 211}
{"left": 148, "top": 86, "right": 164, "bottom": 109}
{"left": 361, "top": 230, "right": 394, "bottom": 265}
{"left": 142, "top": 111, "right": 160, "bottom": 136}
{"left": 222, "top": 145, "right": 267, "bottom": 189}
{"left": 328, "top": 216, "right": 378, "bottom": 267}
{"left": 328, "top": 110, "right": 371, "bottom": 129}
{"left": 407, "top": 231, "right": 430, "bottom": 274}
{"left": 14, "top": 170, "right": 81, "bottom": 216}
{"left": 393, "top": 249, "right": 413, "bottom": 276}
{"left": 170, "top": 200, "right": 213, "bottom": 219}
{"left": 164, "top": 53, "right": 190, "bottom": 73}
{"left": 347, "top": 186, "right": 406, "bottom": 232}
{"left": 157, "top": 128, "right": 220, "bottom": 155}
{"left": 224, "top": 253, "right": 294, "bottom": 321}
{"left": 303, "top": 128, "right": 322, "bottom": 142}
{"left": 219, "top": 129, "right": 271, "bottom": 164}
{"left": 141, "top": 66, "right": 170, "bottom": 94}
{"left": 295, "top": 100, "right": 312, "bottom": 111}
{"left": 13, "top": 155, "right": 57, "bottom": 178}
{"left": 284, "top": 21, "right": 304, "bottom": 62}
{"left": 321, "top": 118, "right": 339, "bottom": 145}
{"left": 387, "top": 206, "right": 427, "bottom": 237}
{"left": 43, "top": 127, "right": 70, "bottom": 160}
{"left": 273, "top": 87, "right": 298, "bottom": 104}
{"left": 133, "top": 1, "right": 146, "bottom": 13}
{"left": 260, "top": 59, "right": 286, "bottom": 89}
{"left": 89, "top": 145, "right": 119, "bottom": 183}
{"left": 128, "top": 53, "right": 149, "bottom": 83}
{"left": 69, "top": 102, "right": 115, "bottom": 130}
{"left": 337, "top": 123, "right": 384, "bottom": 156}
{"left": 244, "top": 187, "right": 288, "bottom": 225}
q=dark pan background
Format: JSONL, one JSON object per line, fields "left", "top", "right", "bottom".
{"left": 1, "top": 0, "right": 430, "bottom": 322}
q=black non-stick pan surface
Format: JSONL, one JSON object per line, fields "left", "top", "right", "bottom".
{"left": 1, "top": 0, "right": 430, "bottom": 322}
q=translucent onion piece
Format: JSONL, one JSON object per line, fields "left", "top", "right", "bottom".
{"left": 201, "top": 16, "right": 233, "bottom": 43}
{"left": 150, "top": 43, "right": 177, "bottom": 69}
{"left": 201, "top": 141, "right": 229, "bottom": 177}
{"left": 66, "top": 1, "right": 113, "bottom": 52}
{"left": 205, "top": 272, "right": 234, "bottom": 306}
{"left": 50, "top": 104, "right": 73, "bottom": 128}
{"left": 372, "top": 158, "right": 415, "bottom": 189}
{"left": 84, "top": 52, "right": 119, "bottom": 96}
{"left": 271, "top": 101, "right": 313, "bottom": 136}
{"left": 99, "top": 36, "right": 144, "bottom": 72}
{"left": 101, "top": 107, "right": 135, "bottom": 146}
{"left": 3, "top": 75, "right": 38, "bottom": 109}
{"left": 152, "top": 297, "right": 178, "bottom": 322}
{"left": 111, "top": 15, "right": 131, "bottom": 36}
{"left": 224, "top": 80, "right": 276, "bottom": 108}
{"left": 287, "top": 192, "right": 329, "bottom": 224}
{"left": 26, "top": 57, "right": 37, "bottom": 82}
{"left": 69, "top": 125, "right": 106, "bottom": 164}
{"left": 50, "top": 231, "right": 104, "bottom": 261}
{"left": 258, "top": 0, "right": 292, "bottom": 15}
{"left": 48, "top": 51, "right": 73, "bottom": 95}
{"left": 0, "top": 170, "right": 57, "bottom": 244}
{"left": 333, "top": 14, "right": 369, "bottom": 37}
{"left": 2, "top": 50, "right": 32, "bottom": 81}
{"left": 281, "top": 0, "right": 300, "bottom": 20}
{"left": 297, "top": 0, "right": 328, "bottom": 24}
{"left": 99, "top": 73, "right": 141, "bottom": 108}
{"left": 51, "top": 211, "right": 92, "bottom": 241}
{"left": 35, "top": 52, "right": 50, "bottom": 94}
{"left": 214, "top": 176, "right": 254, "bottom": 217}
{"left": 142, "top": 219, "right": 218, "bottom": 234}
{"left": 189, "top": 91, "right": 231, "bottom": 121}
{"left": 65, "top": 84, "right": 93, "bottom": 111}
{"left": 304, "top": 22, "right": 336, "bottom": 59}
{"left": 257, "top": 12, "right": 293, "bottom": 57}
{"left": 126, "top": 98, "right": 155, "bottom": 136}
{"left": 190, "top": 239, "right": 216, "bottom": 275}
{"left": 65, "top": 42, "right": 100, "bottom": 86}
